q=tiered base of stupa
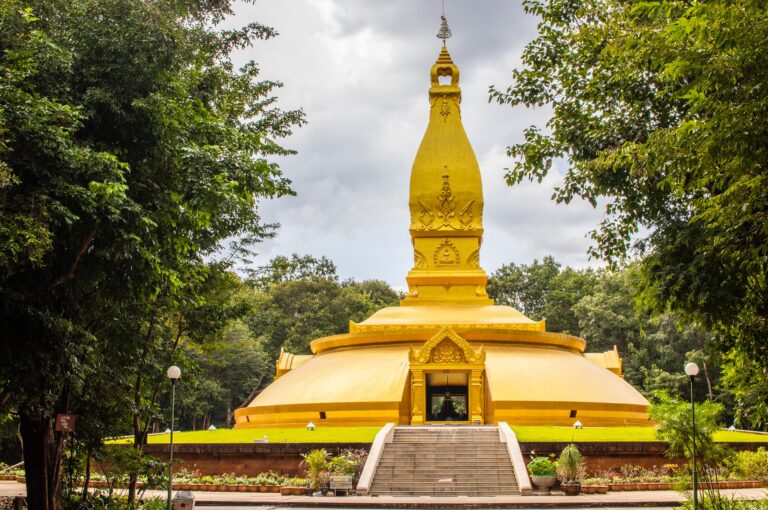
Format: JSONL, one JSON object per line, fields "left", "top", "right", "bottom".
{"left": 234, "top": 305, "right": 650, "bottom": 428}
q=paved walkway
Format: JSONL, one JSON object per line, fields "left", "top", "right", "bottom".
{"left": 2, "top": 481, "right": 766, "bottom": 508}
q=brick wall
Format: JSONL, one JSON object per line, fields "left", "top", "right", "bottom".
{"left": 143, "top": 442, "right": 370, "bottom": 476}
{"left": 138, "top": 441, "right": 764, "bottom": 477}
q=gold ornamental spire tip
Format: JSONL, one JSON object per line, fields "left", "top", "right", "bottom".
{"left": 436, "top": 15, "right": 452, "bottom": 46}
{"left": 436, "top": 46, "right": 454, "bottom": 65}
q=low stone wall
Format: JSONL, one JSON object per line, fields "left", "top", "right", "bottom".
{"left": 143, "top": 442, "right": 370, "bottom": 476}
{"left": 520, "top": 442, "right": 766, "bottom": 475}
{"left": 139, "top": 441, "right": 765, "bottom": 477}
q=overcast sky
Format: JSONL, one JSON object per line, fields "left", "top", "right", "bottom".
{"left": 222, "top": 1, "right": 605, "bottom": 288}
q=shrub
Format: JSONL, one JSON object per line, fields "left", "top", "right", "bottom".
{"left": 300, "top": 449, "right": 329, "bottom": 490}
{"left": 328, "top": 455, "right": 356, "bottom": 477}
{"left": 527, "top": 456, "right": 557, "bottom": 477}
{"left": 680, "top": 493, "right": 768, "bottom": 510}
{"left": 341, "top": 448, "right": 368, "bottom": 485}
{"left": 650, "top": 391, "right": 730, "bottom": 466}
{"left": 558, "top": 444, "right": 583, "bottom": 483}
{"left": 729, "top": 447, "right": 768, "bottom": 482}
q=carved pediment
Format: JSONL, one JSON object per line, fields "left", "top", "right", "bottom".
{"left": 409, "top": 327, "right": 484, "bottom": 365}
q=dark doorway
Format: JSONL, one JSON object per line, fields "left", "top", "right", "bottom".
{"left": 426, "top": 372, "right": 469, "bottom": 422}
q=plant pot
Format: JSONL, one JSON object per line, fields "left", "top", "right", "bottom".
{"left": 280, "top": 486, "right": 292, "bottom": 496}
{"left": 258, "top": 485, "right": 269, "bottom": 492}
{"left": 582, "top": 485, "right": 596, "bottom": 494}
{"left": 623, "top": 483, "right": 638, "bottom": 491}
{"left": 608, "top": 483, "right": 623, "bottom": 492}
{"left": 530, "top": 475, "right": 557, "bottom": 490}
{"left": 595, "top": 485, "right": 608, "bottom": 494}
{"left": 562, "top": 482, "right": 581, "bottom": 496}
{"left": 648, "top": 482, "right": 660, "bottom": 490}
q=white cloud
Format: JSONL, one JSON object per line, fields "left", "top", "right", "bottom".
{"left": 223, "top": 1, "right": 606, "bottom": 285}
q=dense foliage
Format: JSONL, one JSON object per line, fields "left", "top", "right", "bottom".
{"left": 0, "top": 0, "right": 304, "bottom": 507}
{"left": 491, "top": 0, "right": 768, "bottom": 428}
{"left": 487, "top": 259, "right": 722, "bottom": 409}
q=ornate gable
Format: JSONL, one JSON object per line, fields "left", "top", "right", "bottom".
{"left": 409, "top": 327, "right": 485, "bottom": 365}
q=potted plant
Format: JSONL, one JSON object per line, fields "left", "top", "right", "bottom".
{"left": 328, "top": 454, "right": 357, "bottom": 495}
{"left": 581, "top": 478, "right": 597, "bottom": 494}
{"left": 557, "top": 444, "right": 583, "bottom": 495}
{"left": 527, "top": 456, "right": 558, "bottom": 490}
{"left": 594, "top": 477, "right": 609, "bottom": 494}
{"left": 301, "top": 448, "right": 329, "bottom": 495}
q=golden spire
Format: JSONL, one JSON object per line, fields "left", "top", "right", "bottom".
{"left": 401, "top": 29, "right": 492, "bottom": 306}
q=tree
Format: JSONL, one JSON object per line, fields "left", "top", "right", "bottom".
{"left": 491, "top": 0, "right": 768, "bottom": 426}
{"left": 250, "top": 253, "right": 337, "bottom": 289}
{"left": 0, "top": 0, "right": 304, "bottom": 507}
{"left": 180, "top": 320, "right": 272, "bottom": 428}
{"left": 487, "top": 256, "right": 561, "bottom": 320}
{"left": 650, "top": 391, "right": 729, "bottom": 473}
{"left": 246, "top": 255, "right": 401, "bottom": 359}
{"left": 487, "top": 256, "right": 596, "bottom": 335}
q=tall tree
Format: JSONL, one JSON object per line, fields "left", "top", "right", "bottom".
{"left": 0, "top": 0, "right": 303, "bottom": 507}
{"left": 487, "top": 256, "right": 597, "bottom": 335}
{"left": 247, "top": 255, "right": 401, "bottom": 358}
{"left": 491, "top": 0, "right": 768, "bottom": 425}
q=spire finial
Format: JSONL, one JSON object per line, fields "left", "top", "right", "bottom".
{"left": 436, "top": 15, "right": 452, "bottom": 46}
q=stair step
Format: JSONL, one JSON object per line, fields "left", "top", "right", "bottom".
{"left": 369, "top": 426, "right": 521, "bottom": 496}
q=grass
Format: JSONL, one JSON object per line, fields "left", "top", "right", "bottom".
{"left": 109, "top": 427, "right": 380, "bottom": 444}
{"left": 107, "top": 426, "right": 768, "bottom": 445}
{"left": 510, "top": 426, "right": 768, "bottom": 443}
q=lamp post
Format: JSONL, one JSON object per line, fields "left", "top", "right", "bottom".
{"left": 166, "top": 365, "right": 181, "bottom": 510}
{"left": 685, "top": 361, "right": 699, "bottom": 510}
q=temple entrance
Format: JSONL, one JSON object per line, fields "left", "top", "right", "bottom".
{"left": 425, "top": 371, "right": 469, "bottom": 423}
{"left": 408, "top": 327, "right": 485, "bottom": 425}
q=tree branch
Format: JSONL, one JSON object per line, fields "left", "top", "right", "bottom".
{"left": 50, "top": 226, "right": 97, "bottom": 289}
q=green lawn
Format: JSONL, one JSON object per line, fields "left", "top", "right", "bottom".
{"left": 109, "top": 427, "right": 380, "bottom": 444}
{"left": 108, "top": 425, "right": 768, "bottom": 445}
{"left": 510, "top": 426, "right": 768, "bottom": 443}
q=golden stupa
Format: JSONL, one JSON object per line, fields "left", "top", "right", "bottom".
{"left": 235, "top": 36, "right": 650, "bottom": 428}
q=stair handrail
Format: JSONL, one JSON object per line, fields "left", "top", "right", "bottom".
{"left": 356, "top": 422, "right": 395, "bottom": 495}
{"left": 498, "top": 422, "right": 532, "bottom": 494}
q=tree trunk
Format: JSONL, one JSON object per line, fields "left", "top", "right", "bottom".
{"left": 127, "top": 423, "right": 146, "bottom": 506}
{"left": 81, "top": 452, "right": 90, "bottom": 502}
{"left": 20, "top": 414, "right": 62, "bottom": 510}
{"left": 702, "top": 361, "right": 714, "bottom": 400}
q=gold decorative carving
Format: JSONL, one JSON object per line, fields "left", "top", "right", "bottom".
{"left": 437, "top": 174, "right": 455, "bottom": 227}
{"left": 467, "top": 249, "right": 480, "bottom": 268}
{"left": 440, "top": 98, "right": 451, "bottom": 122}
{"left": 412, "top": 174, "right": 478, "bottom": 232}
{"left": 459, "top": 200, "right": 474, "bottom": 227}
{"left": 352, "top": 320, "right": 547, "bottom": 333}
{"left": 409, "top": 327, "right": 485, "bottom": 365}
{"left": 417, "top": 201, "right": 434, "bottom": 230}
{"left": 414, "top": 250, "right": 427, "bottom": 269}
{"left": 434, "top": 238, "right": 460, "bottom": 266}
{"left": 430, "top": 339, "right": 464, "bottom": 363}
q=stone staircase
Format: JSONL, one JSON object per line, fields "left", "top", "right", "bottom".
{"left": 369, "top": 426, "right": 520, "bottom": 496}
